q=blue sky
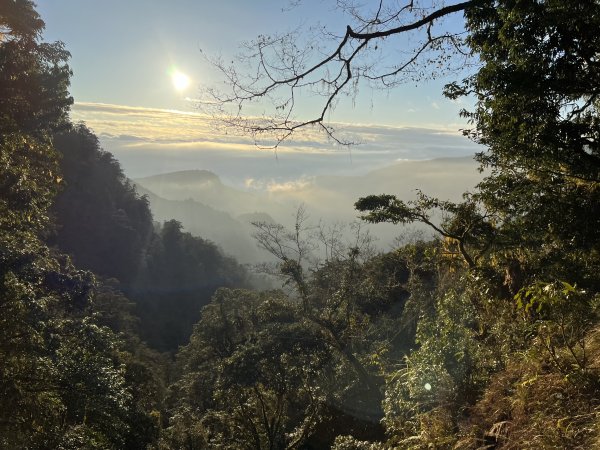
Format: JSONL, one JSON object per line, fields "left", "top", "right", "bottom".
{"left": 37, "top": 0, "right": 479, "bottom": 183}
{"left": 38, "top": 1, "right": 349, "bottom": 109}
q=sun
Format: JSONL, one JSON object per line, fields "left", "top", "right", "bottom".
{"left": 171, "top": 70, "right": 190, "bottom": 92}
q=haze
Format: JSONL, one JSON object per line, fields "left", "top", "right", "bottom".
{"left": 37, "top": 1, "right": 482, "bottom": 257}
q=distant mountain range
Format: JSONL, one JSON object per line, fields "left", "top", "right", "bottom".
{"left": 135, "top": 170, "right": 289, "bottom": 217}
{"left": 134, "top": 156, "right": 483, "bottom": 262}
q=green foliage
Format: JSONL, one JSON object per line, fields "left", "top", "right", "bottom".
{"left": 0, "top": 0, "right": 71, "bottom": 137}
{"left": 51, "top": 124, "right": 154, "bottom": 284}
{"left": 0, "top": 0, "right": 45, "bottom": 38}
{"left": 57, "top": 424, "right": 115, "bottom": 450}
{"left": 447, "top": 0, "right": 600, "bottom": 287}
{"left": 0, "top": 4, "right": 163, "bottom": 448}
{"left": 130, "top": 220, "right": 249, "bottom": 352}
{"left": 331, "top": 435, "right": 386, "bottom": 450}
{"left": 351, "top": 6, "right": 600, "bottom": 444}
{"left": 356, "top": 192, "right": 495, "bottom": 270}
{"left": 0, "top": 236, "right": 138, "bottom": 448}
{"left": 516, "top": 281, "right": 599, "bottom": 380}
{"left": 0, "top": 133, "right": 60, "bottom": 234}
{"left": 382, "top": 287, "right": 494, "bottom": 449}
{"left": 4, "top": 1, "right": 600, "bottom": 448}
{"left": 92, "top": 281, "right": 167, "bottom": 450}
{"left": 162, "top": 288, "right": 330, "bottom": 449}
{"left": 462, "top": 0, "right": 600, "bottom": 181}
{"left": 432, "top": 4, "right": 600, "bottom": 442}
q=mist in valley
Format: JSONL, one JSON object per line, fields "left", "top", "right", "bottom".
{"left": 132, "top": 156, "right": 482, "bottom": 264}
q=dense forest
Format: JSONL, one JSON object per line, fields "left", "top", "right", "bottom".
{"left": 1, "top": 1, "right": 599, "bottom": 449}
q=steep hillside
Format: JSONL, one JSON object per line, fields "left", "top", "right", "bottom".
{"left": 133, "top": 183, "right": 270, "bottom": 264}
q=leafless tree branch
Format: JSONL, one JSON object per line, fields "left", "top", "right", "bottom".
{"left": 199, "top": 0, "right": 483, "bottom": 147}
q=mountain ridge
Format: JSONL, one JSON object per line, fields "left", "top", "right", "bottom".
{"left": 134, "top": 156, "right": 483, "bottom": 258}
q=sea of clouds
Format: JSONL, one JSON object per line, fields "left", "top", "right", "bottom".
{"left": 72, "top": 102, "right": 481, "bottom": 189}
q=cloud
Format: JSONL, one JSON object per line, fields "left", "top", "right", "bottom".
{"left": 244, "top": 176, "right": 314, "bottom": 193}
{"left": 72, "top": 102, "right": 229, "bottom": 143}
{"left": 71, "top": 102, "right": 481, "bottom": 185}
{"left": 267, "top": 177, "right": 314, "bottom": 193}
{"left": 124, "top": 139, "right": 259, "bottom": 152}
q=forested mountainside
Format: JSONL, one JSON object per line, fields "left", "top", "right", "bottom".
{"left": 132, "top": 181, "right": 267, "bottom": 265}
{"left": 2, "top": 1, "right": 600, "bottom": 449}
{"left": 0, "top": 2, "right": 161, "bottom": 446}
{"left": 50, "top": 124, "right": 250, "bottom": 351}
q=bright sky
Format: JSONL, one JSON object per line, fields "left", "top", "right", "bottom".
{"left": 39, "top": 1, "right": 298, "bottom": 109}
{"left": 37, "top": 0, "right": 479, "bottom": 183}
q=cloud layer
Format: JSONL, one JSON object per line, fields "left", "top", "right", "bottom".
{"left": 71, "top": 102, "right": 481, "bottom": 187}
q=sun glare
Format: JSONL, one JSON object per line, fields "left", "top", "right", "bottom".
{"left": 171, "top": 70, "right": 190, "bottom": 91}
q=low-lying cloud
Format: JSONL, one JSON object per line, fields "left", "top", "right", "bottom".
{"left": 71, "top": 102, "right": 481, "bottom": 187}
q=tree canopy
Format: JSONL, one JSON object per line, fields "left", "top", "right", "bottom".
{"left": 192, "top": 1, "right": 600, "bottom": 448}
{"left": 0, "top": 3, "right": 153, "bottom": 447}
{"left": 3, "top": 1, "right": 600, "bottom": 448}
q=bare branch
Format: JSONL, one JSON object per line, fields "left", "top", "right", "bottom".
{"left": 346, "top": 0, "right": 479, "bottom": 40}
{"left": 199, "top": 0, "right": 483, "bottom": 147}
